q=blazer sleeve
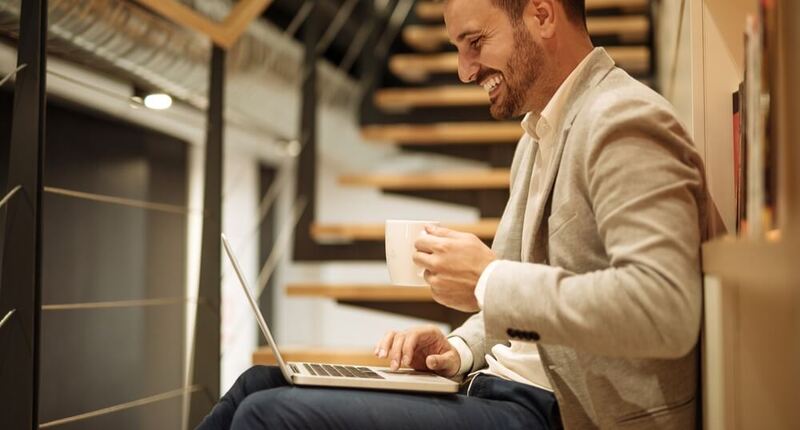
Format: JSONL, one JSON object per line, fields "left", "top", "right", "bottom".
{"left": 482, "top": 99, "right": 706, "bottom": 359}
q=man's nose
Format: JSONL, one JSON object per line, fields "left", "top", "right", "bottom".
{"left": 457, "top": 53, "right": 478, "bottom": 83}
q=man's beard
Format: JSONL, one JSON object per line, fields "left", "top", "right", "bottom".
{"left": 489, "top": 26, "right": 542, "bottom": 120}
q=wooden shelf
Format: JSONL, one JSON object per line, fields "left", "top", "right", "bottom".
{"left": 360, "top": 122, "right": 521, "bottom": 144}
{"left": 311, "top": 218, "right": 499, "bottom": 242}
{"left": 414, "top": 0, "right": 648, "bottom": 21}
{"left": 339, "top": 169, "right": 510, "bottom": 190}
{"left": 287, "top": 283, "right": 434, "bottom": 302}
{"left": 389, "top": 46, "right": 650, "bottom": 82}
{"left": 702, "top": 236, "right": 800, "bottom": 285}
{"left": 253, "top": 346, "right": 389, "bottom": 367}
{"left": 374, "top": 86, "right": 489, "bottom": 110}
{"left": 403, "top": 16, "right": 649, "bottom": 52}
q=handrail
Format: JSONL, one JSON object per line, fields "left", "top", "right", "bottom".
{"left": 38, "top": 385, "right": 202, "bottom": 428}
{"left": 41, "top": 297, "right": 205, "bottom": 311}
{"left": 0, "top": 63, "right": 27, "bottom": 87}
{"left": 43, "top": 186, "right": 202, "bottom": 216}
{"left": 316, "top": 0, "right": 358, "bottom": 55}
{"left": 0, "top": 185, "right": 22, "bottom": 210}
{"left": 0, "top": 309, "right": 15, "bottom": 330}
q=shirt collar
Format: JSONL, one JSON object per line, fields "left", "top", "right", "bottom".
{"left": 520, "top": 48, "right": 599, "bottom": 143}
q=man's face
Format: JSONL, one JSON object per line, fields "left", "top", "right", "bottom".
{"left": 445, "top": 0, "right": 545, "bottom": 119}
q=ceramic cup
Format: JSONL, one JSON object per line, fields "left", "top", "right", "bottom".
{"left": 385, "top": 219, "right": 440, "bottom": 287}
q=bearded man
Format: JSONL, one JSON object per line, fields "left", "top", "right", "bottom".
{"left": 199, "top": 0, "right": 709, "bottom": 429}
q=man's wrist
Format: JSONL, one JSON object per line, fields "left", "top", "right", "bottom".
{"left": 447, "top": 336, "right": 474, "bottom": 375}
{"left": 474, "top": 260, "right": 499, "bottom": 309}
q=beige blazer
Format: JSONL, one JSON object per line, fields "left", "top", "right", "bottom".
{"left": 451, "top": 49, "right": 709, "bottom": 429}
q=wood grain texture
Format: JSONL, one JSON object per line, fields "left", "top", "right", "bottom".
{"left": 253, "top": 346, "right": 390, "bottom": 366}
{"left": 286, "top": 284, "right": 435, "bottom": 301}
{"left": 311, "top": 218, "right": 500, "bottom": 241}
{"left": 374, "top": 86, "right": 489, "bottom": 109}
{"left": 339, "top": 169, "right": 510, "bottom": 190}
{"left": 361, "top": 122, "right": 521, "bottom": 144}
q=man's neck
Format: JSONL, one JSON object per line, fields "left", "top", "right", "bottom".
{"left": 526, "top": 36, "right": 594, "bottom": 115}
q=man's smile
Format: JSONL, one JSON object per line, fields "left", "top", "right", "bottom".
{"left": 480, "top": 74, "right": 504, "bottom": 101}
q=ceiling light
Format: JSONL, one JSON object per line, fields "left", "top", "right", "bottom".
{"left": 143, "top": 93, "right": 172, "bottom": 110}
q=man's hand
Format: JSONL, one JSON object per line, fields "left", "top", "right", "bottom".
{"left": 413, "top": 225, "right": 496, "bottom": 312}
{"left": 374, "top": 325, "right": 461, "bottom": 376}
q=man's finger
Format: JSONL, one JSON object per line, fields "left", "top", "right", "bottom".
{"left": 377, "top": 331, "right": 395, "bottom": 358}
{"left": 414, "top": 233, "right": 444, "bottom": 253}
{"left": 388, "top": 333, "right": 406, "bottom": 371}
{"left": 426, "top": 350, "right": 459, "bottom": 377}
{"left": 412, "top": 251, "right": 436, "bottom": 270}
{"left": 426, "top": 224, "right": 458, "bottom": 238}
{"left": 401, "top": 331, "right": 420, "bottom": 367}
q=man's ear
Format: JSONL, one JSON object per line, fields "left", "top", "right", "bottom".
{"left": 526, "top": 0, "right": 557, "bottom": 39}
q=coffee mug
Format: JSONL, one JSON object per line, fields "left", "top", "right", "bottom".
{"left": 385, "top": 220, "right": 440, "bottom": 287}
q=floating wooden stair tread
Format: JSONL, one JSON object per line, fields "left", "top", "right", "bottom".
{"left": 390, "top": 46, "right": 650, "bottom": 82}
{"left": 403, "top": 16, "right": 649, "bottom": 51}
{"left": 253, "top": 346, "right": 389, "bottom": 367}
{"left": 311, "top": 218, "right": 499, "bottom": 242}
{"left": 374, "top": 86, "right": 489, "bottom": 110}
{"left": 339, "top": 169, "right": 510, "bottom": 190}
{"left": 361, "top": 122, "right": 521, "bottom": 144}
{"left": 287, "top": 283, "right": 435, "bottom": 302}
{"left": 414, "top": 0, "right": 648, "bottom": 21}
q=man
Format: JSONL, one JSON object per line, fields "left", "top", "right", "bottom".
{"left": 199, "top": 0, "right": 708, "bottom": 428}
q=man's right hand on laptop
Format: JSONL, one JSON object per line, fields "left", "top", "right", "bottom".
{"left": 375, "top": 325, "right": 461, "bottom": 377}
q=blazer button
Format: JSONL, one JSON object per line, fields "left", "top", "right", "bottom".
{"left": 506, "top": 328, "right": 518, "bottom": 338}
{"left": 529, "top": 331, "right": 540, "bottom": 341}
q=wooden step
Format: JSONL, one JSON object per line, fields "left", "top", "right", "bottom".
{"left": 361, "top": 122, "right": 521, "bottom": 144}
{"left": 403, "top": 16, "right": 649, "bottom": 52}
{"left": 389, "top": 46, "right": 650, "bottom": 82}
{"left": 253, "top": 346, "right": 389, "bottom": 367}
{"left": 287, "top": 283, "right": 435, "bottom": 301}
{"left": 414, "top": 0, "right": 648, "bottom": 21}
{"left": 311, "top": 218, "right": 499, "bottom": 242}
{"left": 339, "top": 169, "right": 510, "bottom": 190}
{"left": 374, "top": 86, "right": 488, "bottom": 110}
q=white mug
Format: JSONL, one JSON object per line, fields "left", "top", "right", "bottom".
{"left": 385, "top": 220, "right": 440, "bottom": 287}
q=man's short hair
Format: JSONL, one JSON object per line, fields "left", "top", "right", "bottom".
{"left": 491, "top": 0, "right": 587, "bottom": 27}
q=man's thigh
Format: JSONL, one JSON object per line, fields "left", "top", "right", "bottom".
{"left": 230, "top": 380, "right": 551, "bottom": 430}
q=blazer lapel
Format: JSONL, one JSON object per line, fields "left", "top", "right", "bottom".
{"left": 520, "top": 48, "right": 617, "bottom": 262}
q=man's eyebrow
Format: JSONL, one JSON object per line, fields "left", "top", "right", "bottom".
{"left": 455, "top": 30, "right": 480, "bottom": 42}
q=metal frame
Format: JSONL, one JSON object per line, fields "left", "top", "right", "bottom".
{"left": 188, "top": 44, "right": 225, "bottom": 427}
{"left": 132, "top": 0, "right": 274, "bottom": 49}
{"left": 0, "top": 0, "right": 47, "bottom": 428}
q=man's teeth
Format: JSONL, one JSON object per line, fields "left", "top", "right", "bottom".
{"left": 482, "top": 76, "right": 502, "bottom": 93}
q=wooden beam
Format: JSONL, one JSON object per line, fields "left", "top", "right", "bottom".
{"left": 311, "top": 218, "right": 500, "bottom": 242}
{"left": 287, "top": 284, "right": 435, "bottom": 301}
{"left": 339, "top": 169, "right": 511, "bottom": 190}
{"left": 361, "top": 122, "right": 522, "bottom": 144}
{"left": 221, "top": 0, "right": 274, "bottom": 46}
{"left": 253, "top": 346, "right": 390, "bottom": 367}
{"left": 133, "top": 0, "right": 273, "bottom": 49}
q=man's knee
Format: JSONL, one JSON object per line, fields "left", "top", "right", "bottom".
{"left": 235, "top": 365, "right": 285, "bottom": 393}
{"left": 230, "top": 388, "right": 300, "bottom": 429}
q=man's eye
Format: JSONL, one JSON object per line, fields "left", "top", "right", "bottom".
{"left": 470, "top": 37, "right": 482, "bottom": 49}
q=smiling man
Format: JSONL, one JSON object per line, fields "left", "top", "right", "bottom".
{"left": 199, "top": 0, "right": 709, "bottom": 429}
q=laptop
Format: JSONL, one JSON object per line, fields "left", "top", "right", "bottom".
{"left": 221, "top": 233, "right": 460, "bottom": 394}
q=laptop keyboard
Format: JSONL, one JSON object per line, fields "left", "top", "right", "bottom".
{"left": 302, "top": 363, "right": 384, "bottom": 379}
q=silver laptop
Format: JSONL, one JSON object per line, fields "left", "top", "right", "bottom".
{"left": 221, "top": 233, "right": 459, "bottom": 394}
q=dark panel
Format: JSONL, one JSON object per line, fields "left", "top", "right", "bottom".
{"left": 189, "top": 44, "right": 225, "bottom": 426}
{"left": 46, "top": 390, "right": 185, "bottom": 430}
{"left": 39, "top": 306, "right": 184, "bottom": 429}
{"left": 258, "top": 164, "right": 277, "bottom": 340}
{"left": 0, "top": 0, "right": 47, "bottom": 427}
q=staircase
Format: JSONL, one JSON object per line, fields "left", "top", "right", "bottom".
{"left": 255, "top": 0, "right": 655, "bottom": 367}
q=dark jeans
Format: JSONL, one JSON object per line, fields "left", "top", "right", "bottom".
{"left": 197, "top": 365, "right": 562, "bottom": 429}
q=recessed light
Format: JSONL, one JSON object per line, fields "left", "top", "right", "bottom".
{"left": 144, "top": 93, "right": 172, "bottom": 110}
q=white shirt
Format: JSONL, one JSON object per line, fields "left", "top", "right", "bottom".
{"left": 448, "top": 51, "right": 596, "bottom": 391}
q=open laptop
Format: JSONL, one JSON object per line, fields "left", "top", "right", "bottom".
{"left": 221, "top": 233, "right": 459, "bottom": 394}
